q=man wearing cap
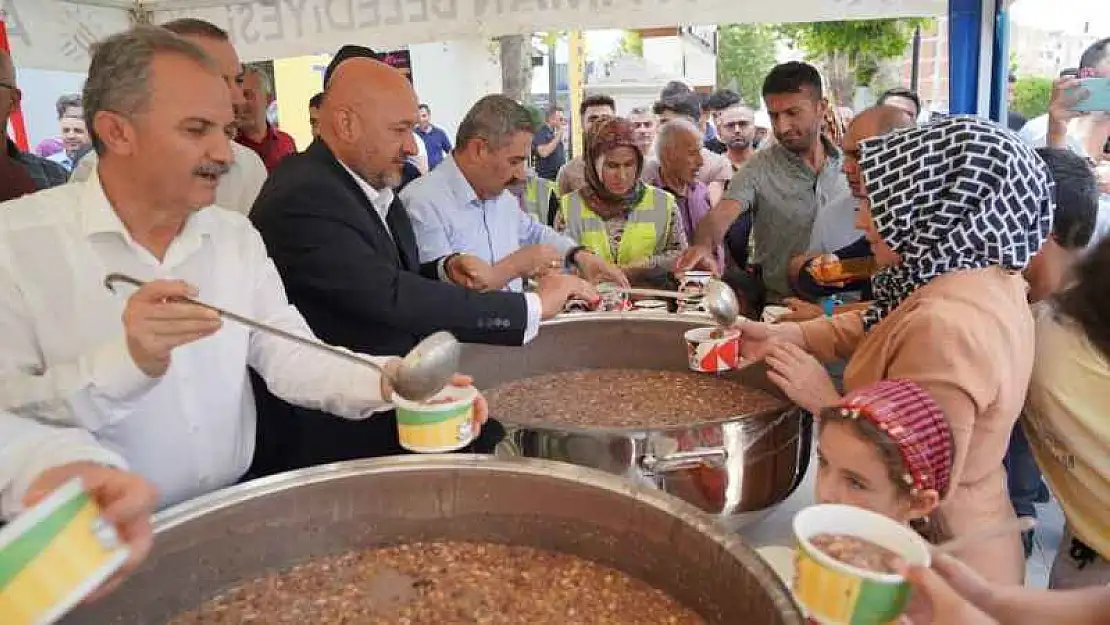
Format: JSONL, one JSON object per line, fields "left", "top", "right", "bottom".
{"left": 248, "top": 49, "right": 597, "bottom": 474}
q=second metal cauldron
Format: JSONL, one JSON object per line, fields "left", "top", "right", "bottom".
{"left": 61, "top": 456, "right": 805, "bottom": 625}
{"left": 461, "top": 312, "right": 812, "bottom": 530}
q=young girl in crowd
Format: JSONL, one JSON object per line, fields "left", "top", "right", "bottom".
{"left": 815, "top": 379, "right": 954, "bottom": 533}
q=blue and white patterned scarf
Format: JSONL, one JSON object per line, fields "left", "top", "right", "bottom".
{"left": 858, "top": 116, "right": 1055, "bottom": 329}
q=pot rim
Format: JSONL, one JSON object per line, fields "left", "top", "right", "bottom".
{"left": 495, "top": 405, "right": 799, "bottom": 437}
{"left": 150, "top": 456, "right": 804, "bottom": 623}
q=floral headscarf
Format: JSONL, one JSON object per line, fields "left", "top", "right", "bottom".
{"left": 858, "top": 116, "right": 1055, "bottom": 329}
{"left": 580, "top": 117, "right": 647, "bottom": 220}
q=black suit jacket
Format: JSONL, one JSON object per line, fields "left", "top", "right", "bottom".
{"left": 247, "top": 140, "right": 526, "bottom": 475}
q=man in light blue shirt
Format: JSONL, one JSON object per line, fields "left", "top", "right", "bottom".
{"left": 403, "top": 95, "right": 626, "bottom": 292}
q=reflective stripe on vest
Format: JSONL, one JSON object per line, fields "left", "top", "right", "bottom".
{"left": 522, "top": 177, "right": 556, "bottom": 222}
{"left": 559, "top": 187, "right": 673, "bottom": 266}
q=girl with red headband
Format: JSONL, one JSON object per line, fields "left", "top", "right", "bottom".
{"left": 815, "top": 379, "right": 954, "bottom": 532}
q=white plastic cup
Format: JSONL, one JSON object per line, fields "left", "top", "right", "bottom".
{"left": 683, "top": 327, "right": 741, "bottom": 373}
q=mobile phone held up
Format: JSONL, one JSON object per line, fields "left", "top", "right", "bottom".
{"left": 1068, "top": 77, "right": 1110, "bottom": 113}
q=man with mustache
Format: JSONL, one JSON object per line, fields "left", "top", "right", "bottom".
{"left": 248, "top": 55, "right": 598, "bottom": 473}
{"left": 71, "top": 19, "right": 267, "bottom": 216}
{"left": 404, "top": 94, "right": 627, "bottom": 293}
{"left": 0, "top": 27, "right": 466, "bottom": 510}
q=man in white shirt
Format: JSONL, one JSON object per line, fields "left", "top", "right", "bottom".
{"left": 0, "top": 411, "right": 157, "bottom": 600}
{"left": 404, "top": 94, "right": 626, "bottom": 292}
{"left": 0, "top": 28, "right": 474, "bottom": 509}
{"left": 70, "top": 18, "right": 267, "bottom": 216}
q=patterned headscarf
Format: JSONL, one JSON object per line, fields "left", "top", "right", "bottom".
{"left": 858, "top": 116, "right": 1054, "bottom": 328}
{"left": 836, "top": 379, "right": 954, "bottom": 497}
{"left": 580, "top": 117, "right": 647, "bottom": 220}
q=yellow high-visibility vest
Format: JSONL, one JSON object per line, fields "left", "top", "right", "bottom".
{"left": 521, "top": 177, "right": 557, "bottom": 224}
{"left": 559, "top": 186, "right": 674, "bottom": 267}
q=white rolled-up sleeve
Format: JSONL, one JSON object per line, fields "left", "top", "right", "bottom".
{"left": 0, "top": 411, "right": 127, "bottom": 520}
{"left": 244, "top": 229, "right": 394, "bottom": 419}
{"left": 0, "top": 265, "right": 158, "bottom": 431}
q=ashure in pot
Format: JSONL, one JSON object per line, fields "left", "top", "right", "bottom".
{"left": 61, "top": 456, "right": 804, "bottom": 625}
{"left": 461, "top": 312, "right": 812, "bottom": 530}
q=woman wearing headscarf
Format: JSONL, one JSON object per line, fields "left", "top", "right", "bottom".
{"left": 555, "top": 117, "right": 685, "bottom": 285}
{"left": 740, "top": 117, "right": 1054, "bottom": 585}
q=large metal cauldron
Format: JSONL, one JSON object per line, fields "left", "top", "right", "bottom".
{"left": 62, "top": 456, "right": 803, "bottom": 625}
{"left": 462, "top": 312, "right": 812, "bottom": 530}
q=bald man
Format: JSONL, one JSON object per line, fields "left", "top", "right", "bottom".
{"left": 248, "top": 57, "right": 596, "bottom": 473}
{"left": 0, "top": 50, "right": 68, "bottom": 198}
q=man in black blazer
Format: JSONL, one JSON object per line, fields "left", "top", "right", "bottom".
{"left": 248, "top": 56, "right": 596, "bottom": 475}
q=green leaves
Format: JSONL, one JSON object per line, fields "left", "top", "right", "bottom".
{"left": 1011, "top": 76, "right": 1054, "bottom": 119}
{"left": 716, "top": 24, "right": 779, "bottom": 106}
{"left": 776, "top": 19, "right": 929, "bottom": 87}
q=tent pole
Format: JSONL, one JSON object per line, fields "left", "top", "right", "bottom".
{"left": 948, "top": 0, "right": 984, "bottom": 114}
{"left": 988, "top": 0, "right": 1011, "bottom": 123}
{"left": 910, "top": 26, "right": 922, "bottom": 93}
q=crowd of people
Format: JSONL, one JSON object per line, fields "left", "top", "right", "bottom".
{"left": 0, "top": 16, "right": 1108, "bottom": 623}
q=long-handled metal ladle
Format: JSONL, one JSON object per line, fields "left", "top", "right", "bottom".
{"left": 103, "top": 273, "right": 461, "bottom": 401}
{"left": 599, "top": 279, "right": 740, "bottom": 326}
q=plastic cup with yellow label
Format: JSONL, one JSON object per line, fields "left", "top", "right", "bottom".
{"left": 0, "top": 477, "right": 130, "bottom": 625}
{"left": 792, "top": 504, "right": 930, "bottom": 625}
{"left": 393, "top": 385, "right": 479, "bottom": 453}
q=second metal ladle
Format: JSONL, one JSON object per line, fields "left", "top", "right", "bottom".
{"left": 600, "top": 279, "right": 740, "bottom": 326}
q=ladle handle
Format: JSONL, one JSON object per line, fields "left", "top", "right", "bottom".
{"left": 609, "top": 287, "right": 697, "bottom": 300}
{"left": 103, "top": 273, "right": 386, "bottom": 374}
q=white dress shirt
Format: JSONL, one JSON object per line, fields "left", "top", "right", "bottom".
{"left": 0, "top": 410, "right": 126, "bottom": 519}
{"left": 339, "top": 161, "right": 395, "bottom": 238}
{"left": 69, "top": 143, "right": 268, "bottom": 216}
{"left": 0, "top": 175, "right": 393, "bottom": 508}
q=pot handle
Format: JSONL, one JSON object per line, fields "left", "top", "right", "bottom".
{"left": 640, "top": 448, "right": 727, "bottom": 474}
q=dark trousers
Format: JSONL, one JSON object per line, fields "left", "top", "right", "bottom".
{"left": 1003, "top": 422, "right": 1046, "bottom": 519}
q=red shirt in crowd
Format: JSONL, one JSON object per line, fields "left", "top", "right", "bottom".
{"left": 236, "top": 123, "right": 297, "bottom": 173}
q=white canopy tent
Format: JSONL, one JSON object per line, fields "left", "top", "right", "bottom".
{"left": 6, "top": 0, "right": 945, "bottom": 72}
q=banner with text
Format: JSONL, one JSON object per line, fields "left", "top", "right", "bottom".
{"left": 2, "top": 1, "right": 129, "bottom": 72}
{"left": 8, "top": 0, "right": 944, "bottom": 71}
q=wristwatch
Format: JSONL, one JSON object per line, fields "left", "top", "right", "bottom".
{"left": 565, "top": 245, "right": 589, "bottom": 267}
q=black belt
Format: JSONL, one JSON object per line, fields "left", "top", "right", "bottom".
{"left": 1068, "top": 536, "right": 1102, "bottom": 570}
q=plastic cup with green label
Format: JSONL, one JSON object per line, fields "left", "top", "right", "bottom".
{"left": 0, "top": 477, "right": 130, "bottom": 625}
{"left": 393, "top": 385, "right": 479, "bottom": 453}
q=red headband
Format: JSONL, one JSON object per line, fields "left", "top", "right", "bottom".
{"left": 837, "top": 379, "right": 954, "bottom": 497}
